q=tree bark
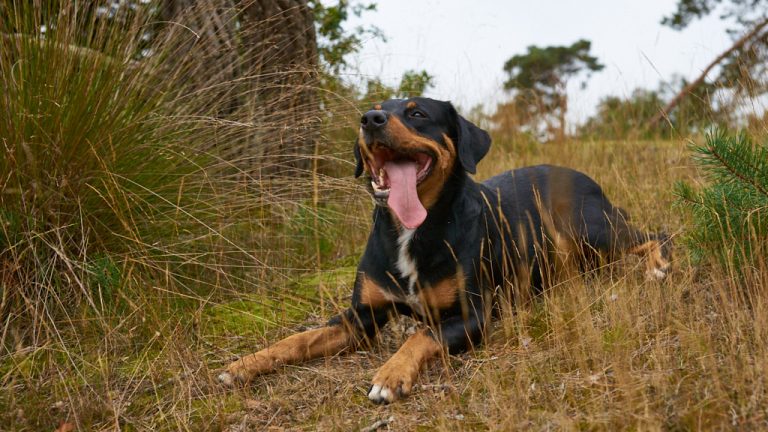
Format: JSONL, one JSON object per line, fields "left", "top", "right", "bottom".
{"left": 156, "top": 0, "right": 240, "bottom": 116}
{"left": 647, "top": 17, "right": 768, "bottom": 129}
{"left": 158, "top": 0, "right": 320, "bottom": 175}
{"left": 240, "top": 0, "right": 320, "bottom": 174}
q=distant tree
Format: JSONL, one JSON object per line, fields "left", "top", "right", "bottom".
{"left": 665, "top": 75, "right": 734, "bottom": 132}
{"left": 663, "top": 0, "right": 767, "bottom": 33}
{"left": 649, "top": 0, "right": 768, "bottom": 128}
{"left": 502, "top": 39, "right": 604, "bottom": 141}
{"left": 397, "top": 70, "right": 435, "bottom": 98}
{"left": 362, "top": 69, "right": 435, "bottom": 102}
{"left": 580, "top": 89, "right": 670, "bottom": 139}
{"left": 309, "top": 0, "right": 381, "bottom": 75}
{"left": 581, "top": 77, "right": 730, "bottom": 139}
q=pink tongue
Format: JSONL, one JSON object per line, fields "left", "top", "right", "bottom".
{"left": 385, "top": 160, "right": 427, "bottom": 229}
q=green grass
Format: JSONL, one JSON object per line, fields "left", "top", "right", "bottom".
{"left": 202, "top": 266, "right": 356, "bottom": 340}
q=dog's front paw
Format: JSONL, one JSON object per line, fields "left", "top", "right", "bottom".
{"left": 367, "top": 359, "right": 419, "bottom": 404}
{"left": 218, "top": 354, "right": 275, "bottom": 387}
{"left": 646, "top": 266, "right": 670, "bottom": 281}
{"left": 646, "top": 258, "right": 671, "bottom": 281}
{"left": 216, "top": 361, "right": 251, "bottom": 387}
{"left": 216, "top": 370, "right": 237, "bottom": 387}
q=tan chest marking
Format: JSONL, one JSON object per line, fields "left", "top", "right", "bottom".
{"left": 359, "top": 276, "right": 398, "bottom": 308}
{"left": 359, "top": 268, "right": 464, "bottom": 318}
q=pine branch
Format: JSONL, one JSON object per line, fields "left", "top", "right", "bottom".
{"left": 698, "top": 132, "right": 768, "bottom": 197}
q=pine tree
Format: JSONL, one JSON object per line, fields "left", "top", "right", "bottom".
{"left": 676, "top": 130, "right": 768, "bottom": 273}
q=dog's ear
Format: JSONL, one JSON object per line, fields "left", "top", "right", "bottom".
{"left": 452, "top": 107, "right": 491, "bottom": 174}
{"left": 354, "top": 141, "right": 364, "bottom": 178}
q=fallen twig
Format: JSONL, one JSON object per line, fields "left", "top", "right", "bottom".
{"left": 361, "top": 416, "right": 394, "bottom": 432}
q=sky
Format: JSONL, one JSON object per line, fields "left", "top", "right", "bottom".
{"left": 342, "top": 0, "right": 734, "bottom": 124}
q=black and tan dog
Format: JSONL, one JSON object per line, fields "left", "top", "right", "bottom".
{"left": 218, "top": 97, "right": 671, "bottom": 403}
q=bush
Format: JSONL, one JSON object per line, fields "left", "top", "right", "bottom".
{"left": 0, "top": 2, "right": 348, "bottom": 329}
{"left": 675, "top": 130, "right": 768, "bottom": 275}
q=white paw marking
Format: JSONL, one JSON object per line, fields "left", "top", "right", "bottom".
{"left": 647, "top": 268, "right": 667, "bottom": 280}
{"left": 368, "top": 384, "right": 382, "bottom": 401}
{"left": 217, "top": 372, "right": 234, "bottom": 387}
{"left": 380, "top": 387, "right": 392, "bottom": 401}
{"left": 368, "top": 384, "right": 395, "bottom": 404}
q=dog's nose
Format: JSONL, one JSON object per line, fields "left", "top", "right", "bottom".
{"left": 361, "top": 110, "right": 388, "bottom": 130}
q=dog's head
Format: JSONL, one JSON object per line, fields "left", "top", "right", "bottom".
{"left": 354, "top": 97, "right": 491, "bottom": 229}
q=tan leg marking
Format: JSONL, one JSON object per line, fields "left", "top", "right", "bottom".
{"left": 535, "top": 188, "right": 581, "bottom": 284}
{"left": 367, "top": 329, "right": 442, "bottom": 403}
{"left": 628, "top": 240, "right": 671, "bottom": 280}
{"left": 551, "top": 232, "right": 580, "bottom": 279}
{"left": 219, "top": 325, "right": 351, "bottom": 385}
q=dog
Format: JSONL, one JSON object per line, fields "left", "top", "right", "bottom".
{"left": 218, "top": 97, "right": 672, "bottom": 404}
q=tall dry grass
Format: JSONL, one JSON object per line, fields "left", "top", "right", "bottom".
{"left": 0, "top": 2, "right": 367, "bottom": 430}
{"left": 1, "top": 2, "right": 767, "bottom": 430}
{"left": 221, "top": 138, "right": 765, "bottom": 431}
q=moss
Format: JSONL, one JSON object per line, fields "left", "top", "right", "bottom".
{"left": 203, "top": 297, "right": 287, "bottom": 338}
{"left": 294, "top": 265, "right": 357, "bottom": 298}
{"left": 0, "top": 345, "right": 69, "bottom": 381}
{"left": 201, "top": 266, "right": 357, "bottom": 339}
{"left": 527, "top": 303, "right": 551, "bottom": 341}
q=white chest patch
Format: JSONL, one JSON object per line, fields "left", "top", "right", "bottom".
{"left": 395, "top": 228, "right": 419, "bottom": 298}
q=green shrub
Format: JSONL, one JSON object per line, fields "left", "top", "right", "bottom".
{"left": 2, "top": 5, "right": 201, "bottom": 294}
{"left": 0, "top": 2, "right": 345, "bottom": 326}
{"left": 675, "top": 130, "right": 768, "bottom": 274}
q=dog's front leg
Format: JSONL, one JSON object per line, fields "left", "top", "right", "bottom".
{"left": 367, "top": 310, "right": 486, "bottom": 404}
{"left": 219, "top": 304, "right": 391, "bottom": 385}
{"left": 218, "top": 324, "right": 352, "bottom": 385}
{"left": 367, "top": 328, "right": 442, "bottom": 404}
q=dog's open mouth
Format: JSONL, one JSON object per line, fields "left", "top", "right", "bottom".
{"left": 368, "top": 147, "right": 433, "bottom": 229}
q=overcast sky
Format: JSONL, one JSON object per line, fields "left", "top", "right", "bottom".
{"left": 341, "top": 0, "right": 733, "bottom": 123}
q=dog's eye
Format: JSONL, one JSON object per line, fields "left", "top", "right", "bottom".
{"left": 410, "top": 110, "right": 426, "bottom": 119}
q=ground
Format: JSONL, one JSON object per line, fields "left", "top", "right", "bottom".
{"left": 3, "top": 138, "right": 767, "bottom": 431}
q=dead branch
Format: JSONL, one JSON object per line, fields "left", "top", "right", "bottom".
{"left": 647, "top": 17, "right": 768, "bottom": 130}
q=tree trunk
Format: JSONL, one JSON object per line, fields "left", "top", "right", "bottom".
{"left": 158, "top": 0, "right": 320, "bottom": 175}
{"left": 240, "top": 0, "right": 320, "bottom": 175}
{"left": 156, "top": 0, "right": 240, "bottom": 117}
{"left": 558, "top": 92, "right": 567, "bottom": 142}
